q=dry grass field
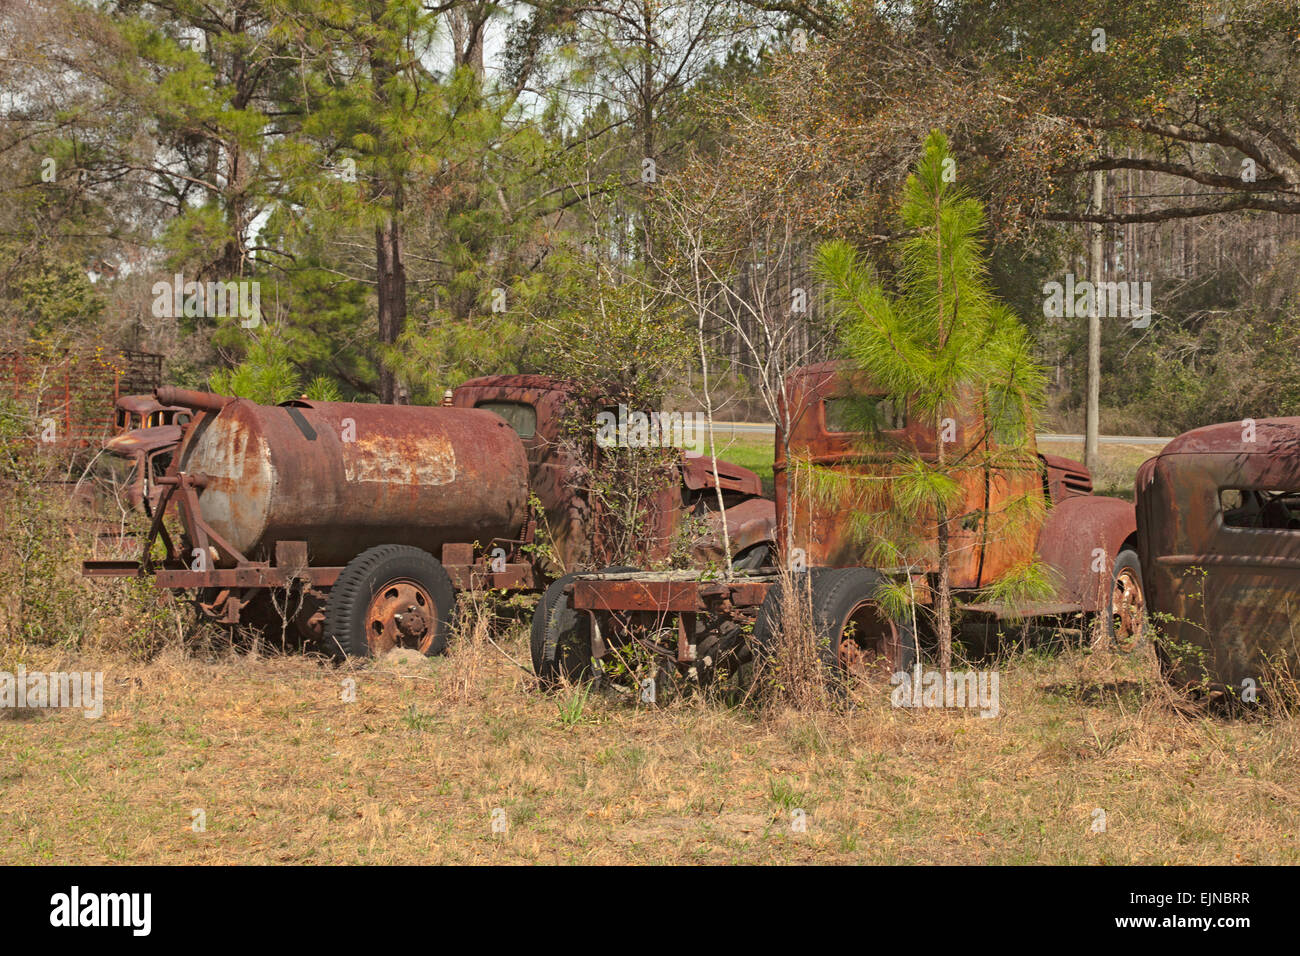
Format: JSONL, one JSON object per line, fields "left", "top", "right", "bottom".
{"left": 4, "top": 618, "right": 1298, "bottom": 865}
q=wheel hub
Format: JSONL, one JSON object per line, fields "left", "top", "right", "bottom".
{"left": 1111, "top": 568, "right": 1146, "bottom": 652}
{"left": 367, "top": 580, "right": 434, "bottom": 655}
{"left": 838, "top": 601, "right": 901, "bottom": 683}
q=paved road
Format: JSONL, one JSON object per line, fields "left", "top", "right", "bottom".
{"left": 708, "top": 421, "right": 1171, "bottom": 445}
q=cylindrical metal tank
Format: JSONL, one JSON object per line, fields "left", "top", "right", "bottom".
{"left": 175, "top": 398, "right": 529, "bottom": 567}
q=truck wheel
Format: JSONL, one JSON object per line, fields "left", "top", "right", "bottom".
{"left": 531, "top": 566, "right": 635, "bottom": 687}
{"left": 753, "top": 569, "right": 917, "bottom": 688}
{"left": 1106, "top": 548, "right": 1147, "bottom": 653}
{"left": 812, "top": 568, "right": 917, "bottom": 682}
{"left": 323, "top": 545, "right": 456, "bottom": 660}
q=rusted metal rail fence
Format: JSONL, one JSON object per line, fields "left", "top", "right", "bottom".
{"left": 1, "top": 347, "right": 164, "bottom": 446}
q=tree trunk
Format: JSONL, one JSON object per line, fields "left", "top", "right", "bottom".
{"left": 1085, "top": 169, "right": 1103, "bottom": 472}
{"left": 449, "top": 5, "right": 486, "bottom": 76}
{"left": 640, "top": 0, "right": 655, "bottom": 264}
{"left": 936, "top": 423, "right": 952, "bottom": 674}
{"left": 375, "top": 216, "right": 407, "bottom": 404}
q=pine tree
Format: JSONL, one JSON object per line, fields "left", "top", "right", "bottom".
{"left": 814, "top": 130, "right": 1049, "bottom": 672}
{"left": 269, "top": 0, "right": 506, "bottom": 403}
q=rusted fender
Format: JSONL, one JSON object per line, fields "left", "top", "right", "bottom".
{"left": 681, "top": 455, "right": 763, "bottom": 497}
{"left": 692, "top": 496, "right": 777, "bottom": 565}
{"left": 1035, "top": 495, "right": 1137, "bottom": 612}
{"left": 105, "top": 425, "right": 182, "bottom": 457}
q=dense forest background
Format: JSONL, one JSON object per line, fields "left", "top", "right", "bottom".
{"left": 2, "top": 0, "right": 1299, "bottom": 434}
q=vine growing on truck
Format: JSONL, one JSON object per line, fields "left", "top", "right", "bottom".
{"left": 813, "top": 130, "right": 1051, "bottom": 673}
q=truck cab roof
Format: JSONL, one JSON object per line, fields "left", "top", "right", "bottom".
{"left": 1155, "top": 417, "right": 1300, "bottom": 457}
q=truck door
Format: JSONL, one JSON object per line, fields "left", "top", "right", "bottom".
{"left": 1202, "top": 479, "right": 1300, "bottom": 686}
{"left": 976, "top": 399, "right": 1043, "bottom": 588}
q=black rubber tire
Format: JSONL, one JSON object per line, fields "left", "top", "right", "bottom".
{"left": 753, "top": 568, "right": 917, "bottom": 687}
{"left": 530, "top": 566, "right": 635, "bottom": 687}
{"left": 1105, "top": 548, "right": 1147, "bottom": 652}
{"left": 732, "top": 542, "right": 774, "bottom": 571}
{"left": 322, "top": 545, "right": 456, "bottom": 661}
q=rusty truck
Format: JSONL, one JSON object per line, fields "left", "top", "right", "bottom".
{"left": 82, "top": 377, "right": 775, "bottom": 660}
{"left": 1135, "top": 417, "right": 1300, "bottom": 694}
{"left": 450, "top": 374, "right": 777, "bottom": 573}
{"left": 96, "top": 395, "right": 192, "bottom": 514}
{"left": 530, "top": 361, "right": 1145, "bottom": 691}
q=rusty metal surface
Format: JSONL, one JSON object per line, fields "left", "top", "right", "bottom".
{"left": 116, "top": 394, "right": 171, "bottom": 417}
{"left": 445, "top": 564, "right": 536, "bottom": 591}
{"left": 366, "top": 578, "right": 436, "bottom": 655}
{"left": 114, "top": 394, "right": 190, "bottom": 432}
{"left": 175, "top": 398, "right": 529, "bottom": 567}
{"left": 681, "top": 454, "right": 763, "bottom": 496}
{"left": 573, "top": 579, "right": 704, "bottom": 612}
{"left": 105, "top": 425, "right": 182, "bottom": 457}
{"left": 453, "top": 376, "right": 588, "bottom": 572}
{"left": 1110, "top": 564, "right": 1146, "bottom": 651}
{"left": 155, "top": 565, "right": 343, "bottom": 589}
{"left": 1136, "top": 418, "right": 1300, "bottom": 689}
{"left": 82, "top": 560, "right": 146, "bottom": 577}
{"left": 566, "top": 569, "right": 778, "bottom": 615}
{"left": 101, "top": 424, "right": 183, "bottom": 513}
{"left": 692, "top": 496, "right": 777, "bottom": 564}
{"left": 774, "top": 360, "right": 1039, "bottom": 587}
{"left": 154, "top": 387, "right": 235, "bottom": 415}
{"left": 958, "top": 600, "right": 1083, "bottom": 619}
{"left": 723, "top": 580, "right": 772, "bottom": 607}
{"left": 1040, "top": 452, "right": 1094, "bottom": 503}
{"left": 1034, "top": 495, "right": 1137, "bottom": 613}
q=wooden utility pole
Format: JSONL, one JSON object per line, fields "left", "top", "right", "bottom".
{"left": 1085, "top": 169, "right": 1103, "bottom": 472}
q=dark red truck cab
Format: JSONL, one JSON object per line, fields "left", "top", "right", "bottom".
{"left": 1136, "top": 418, "right": 1300, "bottom": 692}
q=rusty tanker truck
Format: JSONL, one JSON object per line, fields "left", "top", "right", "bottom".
{"left": 83, "top": 378, "right": 776, "bottom": 659}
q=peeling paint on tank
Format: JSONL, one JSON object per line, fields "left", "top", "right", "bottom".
{"left": 342, "top": 434, "right": 458, "bottom": 485}
{"left": 170, "top": 396, "right": 529, "bottom": 566}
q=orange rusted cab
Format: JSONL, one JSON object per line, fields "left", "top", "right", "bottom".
{"left": 775, "top": 361, "right": 1138, "bottom": 617}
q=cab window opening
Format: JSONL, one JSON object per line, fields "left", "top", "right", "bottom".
{"left": 476, "top": 400, "right": 537, "bottom": 439}
{"left": 1220, "top": 488, "right": 1300, "bottom": 530}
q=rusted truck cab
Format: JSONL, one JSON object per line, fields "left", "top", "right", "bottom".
{"left": 102, "top": 424, "right": 184, "bottom": 514}
{"left": 97, "top": 395, "right": 192, "bottom": 513}
{"left": 451, "top": 375, "right": 776, "bottom": 572}
{"left": 113, "top": 394, "right": 192, "bottom": 435}
{"left": 1135, "top": 418, "right": 1300, "bottom": 692}
{"left": 778, "top": 362, "right": 1140, "bottom": 621}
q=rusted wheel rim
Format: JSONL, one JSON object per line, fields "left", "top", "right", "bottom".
{"left": 837, "top": 600, "right": 902, "bottom": 683}
{"left": 1111, "top": 568, "right": 1146, "bottom": 652}
{"left": 366, "top": 578, "right": 435, "bottom": 656}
